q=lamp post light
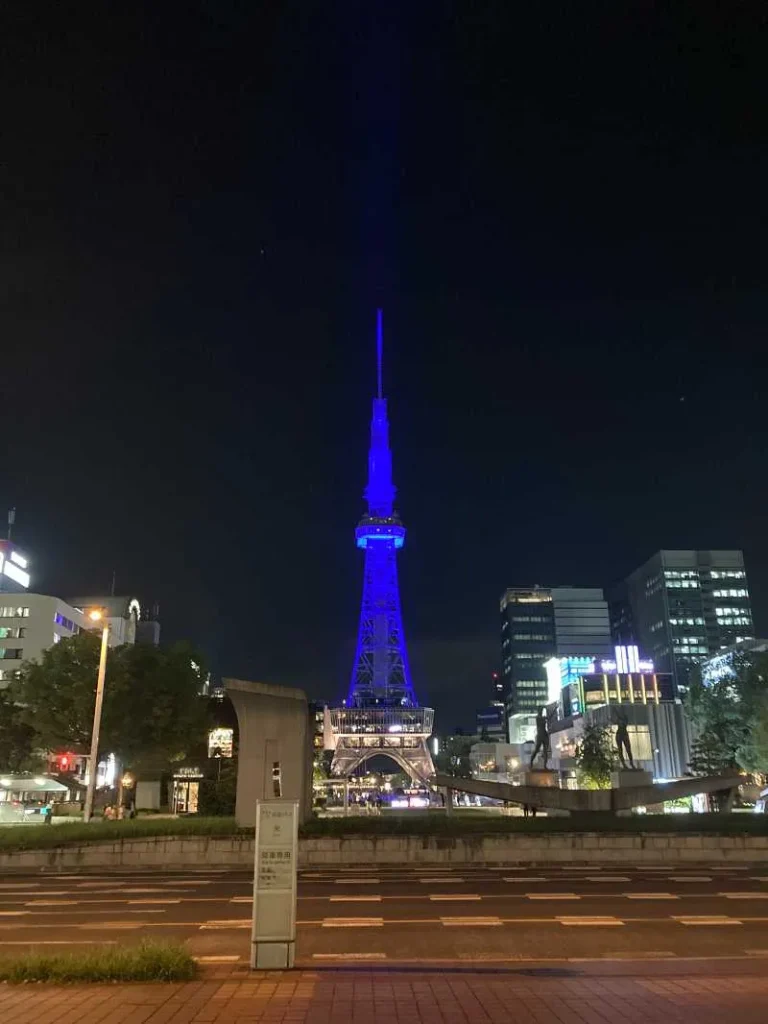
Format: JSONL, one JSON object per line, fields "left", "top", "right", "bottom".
{"left": 83, "top": 609, "right": 110, "bottom": 824}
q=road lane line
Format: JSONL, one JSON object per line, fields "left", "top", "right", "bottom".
{"left": 557, "top": 916, "right": 624, "bottom": 926}
{"left": 329, "top": 895, "right": 382, "bottom": 902}
{"left": 194, "top": 955, "right": 241, "bottom": 963}
{"left": 440, "top": 916, "right": 502, "bottom": 926}
{"left": 199, "top": 920, "right": 251, "bottom": 930}
{"left": 128, "top": 899, "right": 182, "bottom": 905}
{"left": 0, "top": 940, "right": 118, "bottom": 946}
{"left": 624, "top": 893, "right": 679, "bottom": 900}
{"left": 419, "top": 878, "right": 464, "bottom": 884}
{"left": 313, "top": 953, "right": 387, "bottom": 960}
{"left": 0, "top": 911, "right": 30, "bottom": 917}
{"left": 504, "top": 877, "right": 546, "bottom": 883}
{"left": 334, "top": 878, "right": 379, "bottom": 885}
{"left": 25, "top": 900, "right": 79, "bottom": 907}
{"left": 721, "top": 893, "right": 768, "bottom": 899}
{"left": 429, "top": 895, "right": 482, "bottom": 902}
{"left": 673, "top": 916, "right": 742, "bottom": 926}
{"left": 585, "top": 876, "right": 630, "bottom": 882}
{"left": 78, "top": 922, "right": 142, "bottom": 930}
{"left": 668, "top": 876, "right": 713, "bottom": 882}
{"left": 230, "top": 896, "right": 252, "bottom": 903}
{"left": 321, "top": 918, "right": 383, "bottom": 928}
{"left": 526, "top": 893, "right": 580, "bottom": 900}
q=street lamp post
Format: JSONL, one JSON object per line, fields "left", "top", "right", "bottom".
{"left": 83, "top": 610, "right": 109, "bottom": 824}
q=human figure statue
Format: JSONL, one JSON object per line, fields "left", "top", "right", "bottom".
{"left": 615, "top": 711, "right": 635, "bottom": 769}
{"left": 530, "top": 706, "right": 551, "bottom": 770}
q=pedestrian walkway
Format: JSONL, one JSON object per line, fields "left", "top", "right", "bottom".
{"left": 3, "top": 963, "right": 768, "bottom": 1022}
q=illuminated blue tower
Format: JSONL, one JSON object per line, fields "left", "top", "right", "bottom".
{"left": 330, "top": 311, "right": 435, "bottom": 786}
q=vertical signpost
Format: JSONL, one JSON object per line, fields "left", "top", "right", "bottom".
{"left": 251, "top": 800, "right": 299, "bottom": 970}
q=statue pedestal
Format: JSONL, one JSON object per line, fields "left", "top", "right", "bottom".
{"left": 518, "top": 770, "right": 559, "bottom": 788}
{"left": 611, "top": 769, "right": 652, "bottom": 789}
{"left": 612, "top": 769, "right": 655, "bottom": 815}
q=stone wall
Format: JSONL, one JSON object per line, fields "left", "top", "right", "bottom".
{"left": 1, "top": 831, "right": 767, "bottom": 872}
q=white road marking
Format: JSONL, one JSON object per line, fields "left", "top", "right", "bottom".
{"left": 128, "top": 899, "right": 181, "bottom": 905}
{"left": 527, "top": 893, "right": 580, "bottom": 900}
{"left": 504, "top": 877, "right": 546, "bottom": 883}
{"left": 0, "top": 911, "right": 29, "bottom": 917}
{"left": 313, "top": 953, "right": 387, "bottom": 960}
{"left": 745, "top": 949, "right": 768, "bottom": 956}
{"left": 624, "top": 893, "right": 679, "bottom": 900}
{"left": 25, "top": 900, "right": 78, "bottom": 907}
{"left": 329, "top": 896, "right": 382, "bottom": 903}
{"left": 230, "top": 896, "right": 253, "bottom": 903}
{"left": 557, "top": 916, "right": 624, "bottom": 926}
{"left": 419, "top": 878, "right": 464, "bottom": 884}
{"left": 199, "top": 920, "right": 251, "bottom": 930}
{"left": 673, "top": 916, "right": 742, "bottom": 926}
{"left": 194, "top": 955, "right": 241, "bottom": 963}
{"left": 334, "top": 878, "right": 379, "bottom": 885}
{"left": 321, "top": 918, "right": 383, "bottom": 928}
{"left": 668, "top": 876, "right": 712, "bottom": 882}
{"left": 429, "top": 895, "right": 482, "bottom": 902}
{"left": 0, "top": 940, "right": 117, "bottom": 946}
{"left": 0, "top": 884, "right": 40, "bottom": 889}
{"left": 721, "top": 892, "right": 768, "bottom": 899}
{"left": 440, "top": 916, "right": 502, "bottom": 927}
{"left": 79, "top": 921, "right": 142, "bottom": 930}
{"left": 749, "top": 877, "right": 768, "bottom": 883}
{"left": 585, "top": 876, "right": 630, "bottom": 882}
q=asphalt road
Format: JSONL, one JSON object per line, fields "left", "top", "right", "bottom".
{"left": 1, "top": 864, "right": 768, "bottom": 967}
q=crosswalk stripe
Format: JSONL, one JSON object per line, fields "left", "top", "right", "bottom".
{"left": 504, "top": 877, "right": 546, "bottom": 883}
{"left": 585, "top": 876, "right": 630, "bottom": 882}
{"left": 419, "top": 878, "right": 464, "bottom": 884}
{"left": 721, "top": 893, "right": 768, "bottom": 900}
{"left": 334, "top": 879, "right": 379, "bottom": 885}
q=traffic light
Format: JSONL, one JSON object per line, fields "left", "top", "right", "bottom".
{"left": 56, "top": 754, "right": 70, "bottom": 772}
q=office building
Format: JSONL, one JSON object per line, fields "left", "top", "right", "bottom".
{"left": 544, "top": 646, "right": 692, "bottom": 780}
{"left": 500, "top": 586, "right": 612, "bottom": 716}
{"left": 0, "top": 595, "right": 126, "bottom": 688}
{"left": 609, "top": 550, "right": 754, "bottom": 694}
{"left": 67, "top": 595, "right": 143, "bottom": 646}
{"left": 475, "top": 703, "right": 506, "bottom": 741}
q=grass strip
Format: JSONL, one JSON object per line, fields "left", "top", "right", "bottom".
{"left": 1, "top": 812, "right": 766, "bottom": 853}
{"left": 0, "top": 940, "right": 197, "bottom": 983}
{"left": 0, "top": 816, "right": 243, "bottom": 852}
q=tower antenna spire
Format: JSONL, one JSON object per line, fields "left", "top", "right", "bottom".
{"left": 376, "top": 308, "right": 383, "bottom": 400}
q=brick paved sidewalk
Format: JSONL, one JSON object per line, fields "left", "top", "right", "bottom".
{"left": 3, "top": 965, "right": 768, "bottom": 1023}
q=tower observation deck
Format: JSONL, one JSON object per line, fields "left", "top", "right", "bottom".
{"left": 330, "top": 311, "right": 435, "bottom": 787}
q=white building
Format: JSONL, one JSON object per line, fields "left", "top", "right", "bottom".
{"left": 0, "top": 594, "right": 139, "bottom": 688}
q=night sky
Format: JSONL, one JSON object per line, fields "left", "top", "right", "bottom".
{"left": 3, "top": 3, "right": 767, "bottom": 730}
